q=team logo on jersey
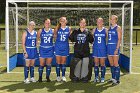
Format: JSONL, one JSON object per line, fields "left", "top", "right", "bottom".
{"left": 77, "top": 34, "right": 86, "bottom": 44}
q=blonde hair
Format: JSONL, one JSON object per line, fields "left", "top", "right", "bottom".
{"left": 111, "top": 15, "right": 118, "bottom": 21}
{"left": 44, "top": 18, "right": 50, "bottom": 23}
{"left": 56, "top": 17, "right": 67, "bottom": 31}
{"left": 29, "top": 21, "right": 35, "bottom": 26}
{"left": 97, "top": 17, "right": 103, "bottom": 21}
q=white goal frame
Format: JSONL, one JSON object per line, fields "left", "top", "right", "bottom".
{"left": 6, "top": 0, "right": 133, "bottom": 73}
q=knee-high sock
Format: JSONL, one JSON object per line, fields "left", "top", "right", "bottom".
{"left": 56, "top": 64, "right": 60, "bottom": 77}
{"left": 38, "top": 66, "right": 44, "bottom": 78}
{"left": 24, "top": 66, "right": 29, "bottom": 80}
{"left": 101, "top": 66, "right": 106, "bottom": 78}
{"left": 46, "top": 64, "right": 51, "bottom": 78}
{"left": 115, "top": 66, "right": 120, "bottom": 81}
{"left": 61, "top": 64, "right": 66, "bottom": 77}
{"left": 94, "top": 66, "right": 99, "bottom": 78}
{"left": 30, "top": 66, "right": 34, "bottom": 78}
{"left": 110, "top": 66, "right": 115, "bottom": 79}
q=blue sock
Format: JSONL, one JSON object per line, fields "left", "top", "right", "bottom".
{"left": 38, "top": 66, "right": 44, "bottom": 77}
{"left": 56, "top": 64, "right": 60, "bottom": 77}
{"left": 24, "top": 66, "right": 29, "bottom": 80}
{"left": 61, "top": 64, "right": 66, "bottom": 77}
{"left": 94, "top": 66, "right": 99, "bottom": 78}
{"left": 101, "top": 66, "right": 106, "bottom": 78}
{"left": 110, "top": 66, "right": 115, "bottom": 79}
{"left": 46, "top": 64, "right": 51, "bottom": 77}
{"left": 115, "top": 66, "right": 120, "bottom": 81}
{"left": 30, "top": 66, "right": 34, "bottom": 78}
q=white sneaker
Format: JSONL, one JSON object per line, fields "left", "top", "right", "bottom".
{"left": 94, "top": 77, "right": 100, "bottom": 83}
{"left": 30, "top": 77, "right": 36, "bottom": 82}
{"left": 62, "top": 76, "right": 66, "bottom": 82}
{"left": 56, "top": 76, "right": 61, "bottom": 82}
{"left": 24, "top": 78, "right": 30, "bottom": 84}
{"left": 108, "top": 78, "right": 115, "bottom": 82}
{"left": 101, "top": 78, "right": 105, "bottom": 83}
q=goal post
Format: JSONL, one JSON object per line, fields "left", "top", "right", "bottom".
{"left": 6, "top": 0, "right": 133, "bottom": 73}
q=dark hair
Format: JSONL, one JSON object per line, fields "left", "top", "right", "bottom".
{"left": 80, "top": 18, "right": 86, "bottom": 23}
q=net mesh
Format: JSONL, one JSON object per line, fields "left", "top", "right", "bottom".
{"left": 8, "top": 2, "right": 131, "bottom": 72}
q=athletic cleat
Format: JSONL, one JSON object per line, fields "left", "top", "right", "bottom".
{"left": 24, "top": 78, "right": 30, "bottom": 84}
{"left": 46, "top": 77, "right": 51, "bottom": 82}
{"left": 30, "top": 77, "right": 36, "bottom": 82}
{"left": 101, "top": 78, "right": 105, "bottom": 83}
{"left": 112, "top": 80, "right": 120, "bottom": 85}
{"left": 108, "top": 78, "right": 115, "bottom": 83}
{"left": 62, "top": 76, "right": 67, "bottom": 82}
{"left": 94, "top": 77, "right": 100, "bottom": 83}
{"left": 56, "top": 76, "right": 61, "bottom": 82}
{"left": 38, "top": 77, "right": 42, "bottom": 82}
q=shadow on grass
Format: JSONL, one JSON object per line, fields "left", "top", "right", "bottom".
{"left": 0, "top": 79, "right": 117, "bottom": 93}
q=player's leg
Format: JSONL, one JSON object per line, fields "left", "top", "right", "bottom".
{"left": 108, "top": 56, "right": 115, "bottom": 82}
{"left": 45, "top": 58, "right": 53, "bottom": 82}
{"left": 56, "top": 56, "right": 61, "bottom": 82}
{"left": 81, "top": 57, "right": 89, "bottom": 83}
{"left": 30, "top": 59, "right": 36, "bottom": 82}
{"left": 112, "top": 55, "right": 120, "bottom": 85}
{"left": 61, "top": 56, "right": 67, "bottom": 82}
{"left": 38, "top": 58, "right": 45, "bottom": 82}
{"left": 24, "top": 59, "right": 30, "bottom": 84}
{"left": 94, "top": 57, "right": 100, "bottom": 82}
{"left": 100, "top": 58, "right": 106, "bottom": 83}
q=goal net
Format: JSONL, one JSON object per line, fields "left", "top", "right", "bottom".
{"left": 6, "top": 0, "right": 133, "bottom": 73}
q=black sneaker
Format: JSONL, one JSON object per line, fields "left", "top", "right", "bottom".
{"left": 81, "top": 77, "right": 89, "bottom": 83}
{"left": 72, "top": 77, "right": 79, "bottom": 83}
{"left": 46, "top": 77, "right": 51, "bottom": 82}
{"left": 38, "top": 77, "right": 42, "bottom": 82}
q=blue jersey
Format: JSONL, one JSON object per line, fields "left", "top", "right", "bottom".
{"left": 25, "top": 30, "right": 37, "bottom": 47}
{"left": 55, "top": 26, "right": 70, "bottom": 56}
{"left": 40, "top": 28, "right": 53, "bottom": 47}
{"left": 108, "top": 25, "right": 118, "bottom": 44}
{"left": 56, "top": 26, "right": 70, "bottom": 45}
{"left": 93, "top": 27, "right": 107, "bottom": 49}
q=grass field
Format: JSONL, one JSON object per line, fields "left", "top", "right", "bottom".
{"left": 0, "top": 45, "right": 140, "bottom": 93}
{"left": 0, "top": 25, "right": 140, "bottom": 93}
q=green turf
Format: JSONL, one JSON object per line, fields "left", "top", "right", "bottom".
{"left": 0, "top": 71, "right": 140, "bottom": 93}
{"left": 0, "top": 25, "right": 140, "bottom": 93}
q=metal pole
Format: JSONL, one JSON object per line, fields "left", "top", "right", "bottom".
{"left": 130, "top": 1, "right": 133, "bottom": 74}
{"left": 6, "top": 1, "right": 9, "bottom": 73}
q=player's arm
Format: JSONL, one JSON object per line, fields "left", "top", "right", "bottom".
{"left": 22, "top": 31, "right": 27, "bottom": 54}
{"left": 69, "top": 27, "right": 72, "bottom": 35}
{"left": 88, "top": 29, "right": 94, "bottom": 43}
{"left": 116, "top": 26, "right": 122, "bottom": 50}
{"left": 37, "top": 29, "right": 42, "bottom": 45}
{"left": 105, "top": 28, "right": 108, "bottom": 41}
{"left": 22, "top": 31, "right": 28, "bottom": 58}
{"left": 69, "top": 29, "right": 77, "bottom": 42}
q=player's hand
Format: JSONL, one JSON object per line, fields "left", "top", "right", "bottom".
{"left": 114, "top": 49, "right": 118, "bottom": 55}
{"left": 24, "top": 53, "right": 28, "bottom": 58}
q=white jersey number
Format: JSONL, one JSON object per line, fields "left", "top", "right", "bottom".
{"left": 44, "top": 37, "right": 51, "bottom": 43}
{"left": 32, "top": 40, "right": 35, "bottom": 46}
{"left": 109, "top": 34, "right": 111, "bottom": 40}
{"left": 98, "top": 37, "right": 101, "bottom": 43}
{"left": 60, "top": 35, "right": 66, "bottom": 41}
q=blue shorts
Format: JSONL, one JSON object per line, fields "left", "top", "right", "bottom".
{"left": 54, "top": 44, "right": 69, "bottom": 56}
{"left": 92, "top": 48, "right": 107, "bottom": 58}
{"left": 39, "top": 46, "right": 54, "bottom": 58}
{"left": 25, "top": 48, "right": 38, "bottom": 60}
{"left": 107, "top": 44, "right": 120, "bottom": 56}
